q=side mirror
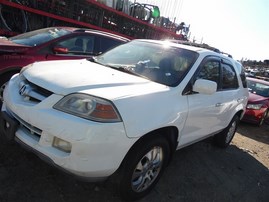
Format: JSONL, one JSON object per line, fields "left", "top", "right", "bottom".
{"left": 53, "top": 46, "right": 69, "bottom": 54}
{"left": 193, "top": 79, "right": 217, "bottom": 95}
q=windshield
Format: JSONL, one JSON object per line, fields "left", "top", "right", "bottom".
{"left": 247, "top": 80, "right": 269, "bottom": 97}
{"left": 9, "top": 27, "right": 71, "bottom": 46}
{"left": 95, "top": 40, "right": 198, "bottom": 86}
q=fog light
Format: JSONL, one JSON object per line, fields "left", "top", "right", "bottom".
{"left": 53, "top": 137, "right": 72, "bottom": 153}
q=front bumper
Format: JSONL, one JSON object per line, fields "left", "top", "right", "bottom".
{"left": 0, "top": 76, "right": 136, "bottom": 181}
{"left": 241, "top": 107, "right": 267, "bottom": 124}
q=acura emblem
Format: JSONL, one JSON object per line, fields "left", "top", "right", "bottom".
{"left": 19, "top": 84, "right": 27, "bottom": 96}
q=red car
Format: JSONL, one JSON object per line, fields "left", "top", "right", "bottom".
{"left": 242, "top": 77, "right": 269, "bottom": 126}
{"left": 0, "top": 27, "right": 130, "bottom": 102}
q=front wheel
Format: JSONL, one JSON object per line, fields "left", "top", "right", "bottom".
{"left": 118, "top": 136, "right": 170, "bottom": 201}
{"left": 214, "top": 115, "right": 239, "bottom": 148}
{"left": 0, "top": 71, "right": 19, "bottom": 106}
{"left": 0, "top": 82, "right": 7, "bottom": 103}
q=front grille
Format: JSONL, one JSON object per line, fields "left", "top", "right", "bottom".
{"left": 28, "top": 81, "right": 53, "bottom": 98}
{"left": 19, "top": 79, "right": 53, "bottom": 103}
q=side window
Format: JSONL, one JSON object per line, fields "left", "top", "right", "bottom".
{"left": 240, "top": 68, "right": 248, "bottom": 88}
{"left": 98, "top": 37, "right": 124, "bottom": 54}
{"left": 221, "top": 64, "right": 239, "bottom": 89}
{"left": 196, "top": 60, "right": 221, "bottom": 89}
{"left": 235, "top": 62, "right": 247, "bottom": 88}
{"left": 55, "top": 36, "right": 95, "bottom": 55}
{"left": 57, "top": 37, "right": 83, "bottom": 54}
{"left": 85, "top": 37, "right": 94, "bottom": 54}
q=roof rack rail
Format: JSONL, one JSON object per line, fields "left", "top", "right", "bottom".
{"left": 167, "top": 40, "right": 233, "bottom": 58}
{"left": 220, "top": 52, "right": 233, "bottom": 58}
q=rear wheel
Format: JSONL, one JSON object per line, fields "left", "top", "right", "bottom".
{"left": 118, "top": 136, "right": 170, "bottom": 201}
{"left": 214, "top": 115, "right": 239, "bottom": 148}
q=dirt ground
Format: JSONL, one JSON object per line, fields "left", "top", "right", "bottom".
{"left": 0, "top": 121, "right": 268, "bottom": 202}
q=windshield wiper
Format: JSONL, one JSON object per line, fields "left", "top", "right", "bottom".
{"left": 87, "top": 60, "right": 148, "bottom": 79}
{"left": 87, "top": 56, "right": 96, "bottom": 62}
{"left": 107, "top": 64, "right": 145, "bottom": 77}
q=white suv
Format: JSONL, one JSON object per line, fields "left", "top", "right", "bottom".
{"left": 0, "top": 39, "right": 248, "bottom": 201}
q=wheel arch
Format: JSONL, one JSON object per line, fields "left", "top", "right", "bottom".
{"left": 235, "top": 109, "right": 245, "bottom": 120}
{"left": 111, "top": 127, "right": 178, "bottom": 200}
{"left": 0, "top": 67, "right": 22, "bottom": 102}
{"left": 0, "top": 66, "right": 22, "bottom": 80}
{"left": 120, "top": 126, "right": 179, "bottom": 170}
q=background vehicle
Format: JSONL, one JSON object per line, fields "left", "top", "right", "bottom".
{"left": 242, "top": 77, "right": 269, "bottom": 126}
{"left": 0, "top": 0, "right": 190, "bottom": 40}
{"left": 0, "top": 40, "right": 248, "bottom": 201}
{"left": 0, "top": 26, "right": 129, "bottom": 103}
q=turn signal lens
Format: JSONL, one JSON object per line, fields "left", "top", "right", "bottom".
{"left": 52, "top": 137, "right": 72, "bottom": 153}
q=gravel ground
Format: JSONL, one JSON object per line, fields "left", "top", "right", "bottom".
{"left": 0, "top": 122, "right": 268, "bottom": 202}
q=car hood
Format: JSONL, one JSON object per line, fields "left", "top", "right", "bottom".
{"left": 0, "top": 38, "right": 30, "bottom": 53}
{"left": 248, "top": 92, "right": 269, "bottom": 103}
{"left": 22, "top": 59, "right": 168, "bottom": 100}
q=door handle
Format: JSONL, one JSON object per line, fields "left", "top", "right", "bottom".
{"left": 215, "top": 103, "right": 224, "bottom": 107}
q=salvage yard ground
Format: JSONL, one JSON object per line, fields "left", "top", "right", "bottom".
{"left": 0, "top": 122, "right": 268, "bottom": 202}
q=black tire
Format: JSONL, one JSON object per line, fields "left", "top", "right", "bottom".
{"left": 118, "top": 136, "right": 170, "bottom": 201}
{"left": 0, "top": 71, "right": 19, "bottom": 106}
{"left": 214, "top": 115, "right": 239, "bottom": 148}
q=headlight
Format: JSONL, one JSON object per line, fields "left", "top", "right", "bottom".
{"left": 53, "top": 93, "right": 122, "bottom": 122}
{"left": 247, "top": 103, "right": 263, "bottom": 110}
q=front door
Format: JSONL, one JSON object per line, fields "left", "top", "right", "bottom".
{"left": 179, "top": 56, "right": 223, "bottom": 146}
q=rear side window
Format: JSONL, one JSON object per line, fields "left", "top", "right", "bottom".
{"left": 235, "top": 62, "right": 247, "bottom": 88}
{"left": 240, "top": 68, "right": 248, "bottom": 88}
{"left": 221, "top": 63, "right": 239, "bottom": 89}
{"left": 98, "top": 37, "right": 125, "bottom": 54}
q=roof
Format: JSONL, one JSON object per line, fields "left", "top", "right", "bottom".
{"left": 247, "top": 77, "right": 269, "bottom": 85}
{"left": 74, "top": 28, "right": 130, "bottom": 42}
{"left": 50, "top": 27, "right": 130, "bottom": 42}
{"left": 166, "top": 40, "right": 233, "bottom": 58}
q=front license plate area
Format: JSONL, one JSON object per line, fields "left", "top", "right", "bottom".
{"left": 0, "top": 111, "right": 19, "bottom": 141}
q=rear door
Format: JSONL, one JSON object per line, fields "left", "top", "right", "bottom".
{"left": 214, "top": 59, "right": 241, "bottom": 130}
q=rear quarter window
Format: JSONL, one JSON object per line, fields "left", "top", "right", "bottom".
{"left": 235, "top": 62, "right": 247, "bottom": 88}
{"left": 221, "top": 63, "right": 239, "bottom": 89}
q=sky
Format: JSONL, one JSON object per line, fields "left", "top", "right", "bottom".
{"left": 135, "top": 0, "right": 269, "bottom": 61}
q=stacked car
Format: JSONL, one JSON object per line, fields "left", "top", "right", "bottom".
{"left": 0, "top": 27, "right": 130, "bottom": 104}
